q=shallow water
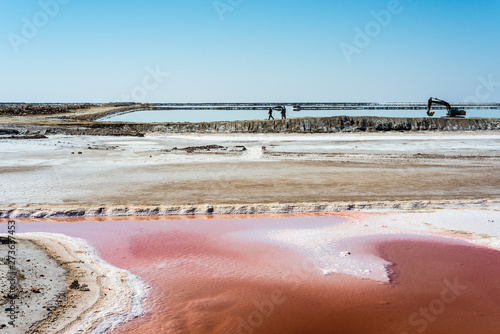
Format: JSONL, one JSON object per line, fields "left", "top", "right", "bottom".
{"left": 101, "top": 108, "right": 500, "bottom": 123}
{"left": 4, "top": 213, "right": 500, "bottom": 333}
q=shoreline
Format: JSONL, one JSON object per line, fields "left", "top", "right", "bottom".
{"left": 2, "top": 115, "right": 500, "bottom": 136}
{"left": 1, "top": 198, "right": 499, "bottom": 219}
{"left": 0, "top": 233, "right": 147, "bottom": 333}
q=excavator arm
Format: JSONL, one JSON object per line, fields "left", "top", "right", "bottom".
{"left": 427, "top": 97, "right": 466, "bottom": 117}
{"left": 427, "top": 97, "right": 450, "bottom": 116}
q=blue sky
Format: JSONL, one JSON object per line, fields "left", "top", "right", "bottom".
{"left": 1, "top": 0, "right": 499, "bottom": 103}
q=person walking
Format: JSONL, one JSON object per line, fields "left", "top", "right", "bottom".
{"left": 281, "top": 106, "right": 287, "bottom": 119}
{"left": 268, "top": 107, "right": 274, "bottom": 120}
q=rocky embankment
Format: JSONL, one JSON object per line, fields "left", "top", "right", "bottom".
{"left": 1, "top": 116, "right": 500, "bottom": 136}
{"left": 0, "top": 104, "right": 94, "bottom": 116}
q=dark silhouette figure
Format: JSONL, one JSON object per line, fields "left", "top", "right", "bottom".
{"left": 281, "top": 106, "right": 287, "bottom": 119}
{"left": 268, "top": 108, "right": 274, "bottom": 120}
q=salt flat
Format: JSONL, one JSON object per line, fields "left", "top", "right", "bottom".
{"left": 1, "top": 132, "right": 499, "bottom": 213}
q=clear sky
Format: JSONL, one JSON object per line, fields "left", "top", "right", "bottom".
{"left": 1, "top": 0, "right": 499, "bottom": 103}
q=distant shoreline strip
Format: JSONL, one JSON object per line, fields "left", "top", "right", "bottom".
{"left": 2, "top": 198, "right": 499, "bottom": 219}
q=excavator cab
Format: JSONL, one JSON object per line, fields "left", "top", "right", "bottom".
{"left": 448, "top": 107, "right": 466, "bottom": 117}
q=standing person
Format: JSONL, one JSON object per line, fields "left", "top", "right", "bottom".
{"left": 268, "top": 107, "right": 274, "bottom": 120}
{"left": 281, "top": 106, "right": 287, "bottom": 119}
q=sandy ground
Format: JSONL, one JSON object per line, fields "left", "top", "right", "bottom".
{"left": 0, "top": 133, "right": 499, "bottom": 213}
{"left": 0, "top": 233, "right": 146, "bottom": 333}
{"left": 0, "top": 237, "right": 66, "bottom": 332}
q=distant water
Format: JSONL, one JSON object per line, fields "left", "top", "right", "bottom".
{"left": 100, "top": 107, "right": 500, "bottom": 123}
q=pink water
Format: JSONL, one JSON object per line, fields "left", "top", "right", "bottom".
{"left": 6, "top": 214, "right": 500, "bottom": 333}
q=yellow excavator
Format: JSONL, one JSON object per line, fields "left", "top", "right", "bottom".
{"left": 427, "top": 97, "right": 466, "bottom": 117}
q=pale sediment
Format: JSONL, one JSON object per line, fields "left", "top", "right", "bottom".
{"left": 1, "top": 198, "right": 499, "bottom": 219}
{"left": 0, "top": 233, "right": 147, "bottom": 333}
